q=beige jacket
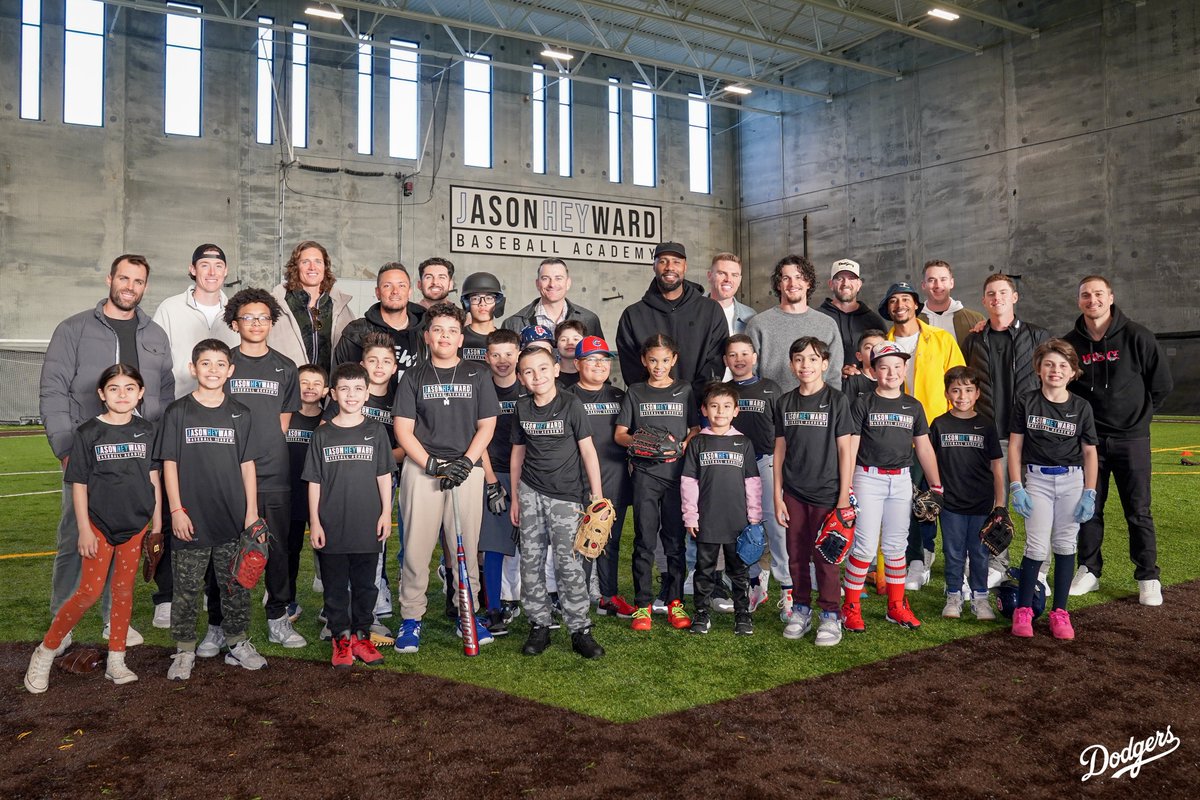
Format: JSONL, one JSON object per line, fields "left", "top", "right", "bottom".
{"left": 267, "top": 283, "right": 354, "bottom": 368}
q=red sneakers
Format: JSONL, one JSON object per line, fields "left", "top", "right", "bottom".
{"left": 885, "top": 598, "right": 922, "bottom": 629}
{"left": 841, "top": 602, "right": 865, "bottom": 633}
{"left": 598, "top": 595, "right": 637, "bottom": 618}
{"left": 350, "top": 634, "right": 384, "bottom": 665}
{"left": 630, "top": 606, "right": 652, "bottom": 631}
{"left": 331, "top": 636, "right": 353, "bottom": 669}
{"left": 667, "top": 600, "right": 692, "bottom": 629}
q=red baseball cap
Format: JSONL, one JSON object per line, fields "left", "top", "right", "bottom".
{"left": 575, "top": 336, "right": 616, "bottom": 359}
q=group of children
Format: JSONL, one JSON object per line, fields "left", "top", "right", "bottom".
{"left": 25, "top": 277, "right": 1100, "bottom": 693}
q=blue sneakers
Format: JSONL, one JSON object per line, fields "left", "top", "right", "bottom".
{"left": 455, "top": 615, "right": 495, "bottom": 646}
{"left": 394, "top": 619, "right": 422, "bottom": 653}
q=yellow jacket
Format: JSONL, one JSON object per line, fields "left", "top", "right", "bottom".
{"left": 887, "top": 320, "right": 965, "bottom": 427}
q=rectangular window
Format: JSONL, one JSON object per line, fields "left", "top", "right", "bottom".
{"left": 291, "top": 23, "right": 308, "bottom": 148}
{"left": 688, "top": 94, "right": 711, "bottom": 194}
{"left": 357, "top": 36, "right": 372, "bottom": 155}
{"left": 255, "top": 17, "right": 274, "bottom": 145}
{"left": 557, "top": 76, "right": 572, "bottom": 177}
{"left": 462, "top": 54, "right": 491, "bottom": 168}
{"left": 20, "top": 0, "right": 41, "bottom": 120}
{"left": 388, "top": 39, "right": 419, "bottom": 160}
{"left": 607, "top": 78, "right": 620, "bottom": 183}
{"left": 164, "top": 2, "right": 202, "bottom": 136}
{"left": 63, "top": 0, "right": 104, "bottom": 126}
{"left": 631, "top": 82, "right": 655, "bottom": 187}
{"left": 531, "top": 65, "right": 546, "bottom": 175}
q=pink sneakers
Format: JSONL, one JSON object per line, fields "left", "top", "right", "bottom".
{"left": 1048, "top": 608, "right": 1075, "bottom": 640}
{"left": 1011, "top": 606, "right": 1034, "bottom": 638}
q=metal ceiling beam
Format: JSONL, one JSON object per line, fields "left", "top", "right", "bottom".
{"left": 796, "top": 0, "right": 979, "bottom": 53}
{"left": 916, "top": 0, "right": 1038, "bottom": 36}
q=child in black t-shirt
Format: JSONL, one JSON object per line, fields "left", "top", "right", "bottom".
{"left": 615, "top": 334, "right": 700, "bottom": 631}
{"left": 842, "top": 342, "right": 944, "bottom": 634}
{"left": 285, "top": 364, "right": 327, "bottom": 616}
{"left": 1007, "top": 339, "right": 1098, "bottom": 640}
{"left": 930, "top": 366, "right": 1004, "bottom": 621}
{"left": 842, "top": 329, "right": 886, "bottom": 401}
{"left": 304, "top": 363, "right": 397, "bottom": 668}
{"left": 681, "top": 382, "right": 760, "bottom": 636}
{"left": 460, "top": 272, "right": 503, "bottom": 363}
{"left": 510, "top": 346, "right": 605, "bottom": 658}
{"left": 554, "top": 320, "right": 586, "bottom": 388}
{"left": 359, "top": 333, "right": 402, "bottom": 637}
{"left": 155, "top": 339, "right": 262, "bottom": 681}
{"left": 25, "top": 364, "right": 161, "bottom": 694}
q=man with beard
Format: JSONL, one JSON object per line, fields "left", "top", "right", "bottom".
{"left": 744, "top": 255, "right": 843, "bottom": 392}
{"left": 816, "top": 258, "right": 887, "bottom": 377}
{"left": 417, "top": 257, "right": 455, "bottom": 310}
{"left": 502, "top": 258, "right": 605, "bottom": 340}
{"left": 615, "top": 242, "right": 727, "bottom": 390}
{"left": 39, "top": 254, "right": 174, "bottom": 646}
{"left": 334, "top": 262, "right": 427, "bottom": 382}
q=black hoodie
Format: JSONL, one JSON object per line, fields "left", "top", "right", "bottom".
{"left": 616, "top": 278, "right": 728, "bottom": 391}
{"left": 333, "top": 302, "right": 428, "bottom": 381}
{"left": 816, "top": 297, "right": 887, "bottom": 368}
{"left": 1063, "top": 305, "right": 1173, "bottom": 438}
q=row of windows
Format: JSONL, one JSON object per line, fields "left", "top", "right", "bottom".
{"left": 18, "top": 1, "right": 712, "bottom": 192}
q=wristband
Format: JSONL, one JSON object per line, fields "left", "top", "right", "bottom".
{"left": 170, "top": 507, "right": 187, "bottom": 515}
{"left": 929, "top": 484, "right": 943, "bottom": 494}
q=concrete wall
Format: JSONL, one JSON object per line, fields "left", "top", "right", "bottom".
{"left": 735, "top": 1, "right": 1199, "bottom": 384}
{"left": 0, "top": 1, "right": 736, "bottom": 346}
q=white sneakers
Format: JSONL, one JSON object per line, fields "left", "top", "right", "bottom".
{"left": 1069, "top": 566, "right": 1100, "bottom": 596}
{"left": 782, "top": 605, "right": 812, "bottom": 640}
{"left": 942, "top": 592, "right": 964, "bottom": 619}
{"left": 905, "top": 559, "right": 928, "bottom": 591}
{"left": 267, "top": 616, "right": 308, "bottom": 648}
{"left": 1138, "top": 579, "right": 1163, "bottom": 606}
{"left": 748, "top": 573, "right": 769, "bottom": 612}
{"left": 102, "top": 623, "right": 144, "bottom": 647}
{"left": 777, "top": 588, "right": 794, "bottom": 622}
{"left": 152, "top": 602, "right": 172, "bottom": 629}
{"left": 24, "top": 644, "right": 55, "bottom": 694}
{"left": 196, "top": 625, "right": 226, "bottom": 657}
{"left": 105, "top": 651, "right": 138, "bottom": 685}
{"left": 225, "top": 639, "right": 268, "bottom": 670}
{"left": 168, "top": 651, "right": 196, "bottom": 681}
{"left": 971, "top": 592, "right": 996, "bottom": 621}
{"left": 814, "top": 613, "right": 842, "bottom": 647}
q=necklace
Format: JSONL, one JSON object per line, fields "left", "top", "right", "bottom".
{"left": 432, "top": 361, "right": 460, "bottom": 406}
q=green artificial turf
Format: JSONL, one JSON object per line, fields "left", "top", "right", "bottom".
{"left": 3, "top": 424, "right": 1198, "bottom": 722}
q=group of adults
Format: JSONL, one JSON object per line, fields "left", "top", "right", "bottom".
{"left": 38, "top": 239, "right": 1173, "bottom": 647}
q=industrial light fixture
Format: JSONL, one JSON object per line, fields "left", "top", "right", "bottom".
{"left": 304, "top": 5, "right": 344, "bottom": 20}
{"left": 540, "top": 48, "right": 574, "bottom": 61}
{"left": 927, "top": 8, "right": 960, "bottom": 21}
{"left": 725, "top": 85, "right": 752, "bottom": 95}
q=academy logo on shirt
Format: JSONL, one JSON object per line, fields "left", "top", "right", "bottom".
{"left": 869, "top": 412, "right": 914, "bottom": 429}
{"left": 639, "top": 402, "right": 685, "bottom": 417}
{"left": 323, "top": 444, "right": 374, "bottom": 462}
{"left": 462, "top": 347, "right": 487, "bottom": 362}
{"left": 285, "top": 429, "right": 313, "bottom": 444}
{"left": 940, "top": 433, "right": 984, "bottom": 448}
{"left": 1026, "top": 415, "right": 1077, "bottom": 437}
{"left": 738, "top": 399, "right": 767, "bottom": 414}
{"left": 363, "top": 406, "right": 393, "bottom": 425}
{"left": 521, "top": 419, "right": 566, "bottom": 436}
{"left": 94, "top": 442, "right": 148, "bottom": 461}
{"left": 185, "top": 427, "right": 236, "bottom": 445}
{"left": 584, "top": 402, "right": 621, "bottom": 416}
{"left": 784, "top": 411, "right": 829, "bottom": 427}
{"left": 498, "top": 400, "right": 518, "bottom": 415}
{"left": 422, "top": 383, "right": 473, "bottom": 401}
{"left": 699, "top": 450, "right": 745, "bottom": 468}
{"left": 228, "top": 379, "right": 280, "bottom": 396}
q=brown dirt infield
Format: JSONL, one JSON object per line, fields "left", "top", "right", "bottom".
{"left": 3, "top": 583, "right": 1198, "bottom": 799}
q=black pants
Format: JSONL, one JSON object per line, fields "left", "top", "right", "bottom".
{"left": 1077, "top": 436, "right": 1159, "bottom": 581}
{"left": 694, "top": 540, "right": 749, "bottom": 614}
{"left": 258, "top": 490, "right": 293, "bottom": 620}
{"left": 631, "top": 472, "right": 685, "bottom": 607}
{"left": 152, "top": 533, "right": 173, "bottom": 605}
{"left": 317, "top": 551, "right": 378, "bottom": 637}
{"left": 287, "top": 518, "right": 307, "bottom": 601}
{"left": 583, "top": 501, "right": 628, "bottom": 598}
{"left": 905, "top": 459, "right": 937, "bottom": 563}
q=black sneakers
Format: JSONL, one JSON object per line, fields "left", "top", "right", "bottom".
{"left": 485, "top": 609, "right": 509, "bottom": 637}
{"left": 571, "top": 628, "right": 605, "bottom": 659}
{"left": 689, "top": 610, "right": 712, "bottom": 635}
{"left": 522, "top": 625, "right": 552, "bottom": 656}
{"left": 734, "top": 613, "right": 755, "bottom": 636}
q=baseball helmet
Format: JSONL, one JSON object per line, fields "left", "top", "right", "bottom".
{"left": 995, "top": 566, "right": 1047, "bottom": 620}
{"left": 460, "top": 271, "right": 505, "bottom": 316}
{"left": 520, "top": 324, "right": 555, "bottom": 349}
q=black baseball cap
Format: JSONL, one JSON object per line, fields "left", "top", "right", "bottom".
{"left": 653, "top": 242, "right": 687, "bottom": 261}
{"left": 191, "top": 244, "right": 227, "bottom": 264}
{"left": 877, "top": 281, "right": 923, "bottom": 319}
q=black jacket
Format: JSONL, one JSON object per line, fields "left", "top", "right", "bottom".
{"left": 333, "top": 302, "right": 427, "bottom": 379}
{"left": 962, "top": 318, "right": 1050, "bottom": 433}
{"left": 1063, "top": 305, "right": 1173, "bottom": 438}
{"left": 816, "top": 298, "right": 887, "bottom": 368}
{"left": 501, "top": 297, "right": 606, "bottom": 341}
{"left": 615, "top": 279, "right": 727, "bottom": 390}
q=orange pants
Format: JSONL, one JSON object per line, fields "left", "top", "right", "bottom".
{"left": 44, "top": 524, "right": 145, "bottom": 653}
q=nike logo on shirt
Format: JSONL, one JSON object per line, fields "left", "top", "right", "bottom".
{"left": 1065, "top": 414, "right": 1077, "bottom": 418}
{"left": 901, "top": 405, "right": 912, "bottom": 410}
{"left": 232, "top": 414, "right": 243, "bottom": 418}
{"left": 672, "top": 390, "right": 684, "bottom": 397}
{"left": 365, "top": 436, "right": 374, "bottom": 440}
{"left": 133, "top": 432, "right": 147, "bottom": 438}
{"left": 819, "top": 404, "right": 829, "bottom": 409}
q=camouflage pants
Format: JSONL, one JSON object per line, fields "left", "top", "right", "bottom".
{"left": 171, "top": 540, "right": 250, "bottom": 649}
{"left": 517, "top": 483, "right": 590, "bottom": 633}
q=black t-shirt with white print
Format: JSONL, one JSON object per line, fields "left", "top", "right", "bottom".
{"left": 325, "top": 390, "right": 399, "bottom": 455}
{"left": 487, "top": 380, "right": 527, "bottom": 474}
{"left": 512, "top": 392, "right": 591, "bottom": 503}
{"left": 732, "top": 377, "right": 782, "bottom": 458}
{"left": 302, "top": 418, "right": 397, "bottom": 554}
{"left": 774, "top": 384, "right": 853, "bottom": 507}
{"left": 227, "top": 348, "right": 299, "bottom": 492}
{"left": 681, "top": 432, "right": 759, "bottom": 543}
{"left": 460, "top": 328, "right": 490, "bottom": 365}
{"left": 153, "top": 395, "right": 255, "bottom": 548}
{"left": 285, "top": 410, "right": 322, "bottom": 520}
{"left": 1011, "top": 390, "right": 1097, "bottom": 468}
{"left": 65, "top": 416, "right": 158, "bottom": 545}
{"left": 568, "top": 383, "right": 631, "bottom": 505}
{"left": 930, "top": 412, "right": 1004, "bottom": 515}
{"left": 615, "top": 380, "right": 698, "bottom": 482}
{"left": 393, "top": 359, "right": 498, "bottom": 462}
{"left": 849, "top": 390, "right": 930, "bottom": 470}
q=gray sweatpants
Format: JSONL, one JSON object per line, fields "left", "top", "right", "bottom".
{"left": 517, "top": 483, "right": 590, "bottom": 633}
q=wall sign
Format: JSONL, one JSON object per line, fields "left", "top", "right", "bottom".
{"left": 450, "top": 185, "right": 662, "bottom": 265}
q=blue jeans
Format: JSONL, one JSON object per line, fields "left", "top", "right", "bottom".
{"left": 939, "top": 511, "right": 989, "bottom": 595}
